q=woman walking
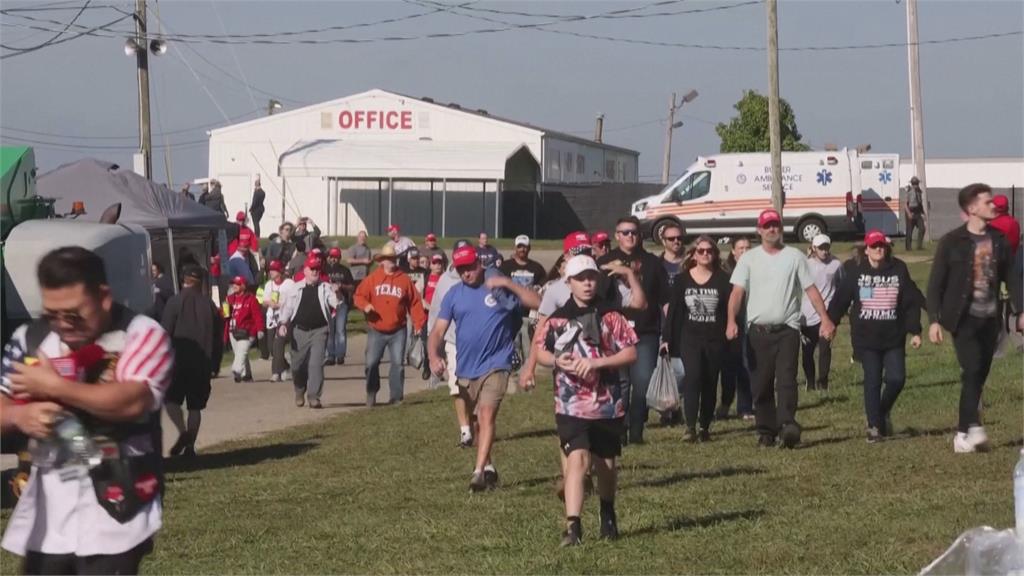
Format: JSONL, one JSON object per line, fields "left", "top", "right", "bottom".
{"left": 719, "top": 237, "right": 754, "bottom": 420}
{"left": 800, "top": 235, "right": 844, "bottom": 391}
{"left": 226, "top": 276, "right": 264, "bottom": 382}
{"left": 663, "top": 235, "right": 732, "bottom": 442}
{"left": 828, "top": 230, "right": 924, "bottom": 443}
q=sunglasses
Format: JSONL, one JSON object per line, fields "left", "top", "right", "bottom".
{"left": 616, "top": 229, "right": 639, "bottom": 237}
{"left": 41, "top": 309, "right": 87, "bottom": 327}
{"left": 695, "top": 247, "right": 714, "bottom": 256}
{"left": 867, "top": 243, "right": 888, "bottom": 249}
{"left": 761, "top": 222, "right": 782, "bottom": 230}
{"left": 663, "top": 235, "right": 682, "bottom": 243}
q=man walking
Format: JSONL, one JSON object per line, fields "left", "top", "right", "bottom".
{"left": 428, "top": 245, "right": 540, "bottom": 492}
{"left": 927, "top": 183, "right": 1011, "bottom": 453}
{"left": 347, "top": 231, "right": 373, "bottom": 289}
{"left": 1, "top": 247, "right": 172, "bottom": 574}
{"left": 801, "top": 234, "right": 844, "bottom": 391}
{"left": 596, "top": 216, "right": 670, "bottom": 445}
{"left": 227, "top": 234, "right": 256, "bottom": 287}
{"left": 726, "top": 209, "right": 836, "bottom": 448}
{"left": 354, "top": 245, "right": 426, "bottom": 406}
{"left": 421, "top": 233, "right": 448, "bottom": 269}
{"left": 263, "top": 260, "right": 295, "bottom": 382}
{"left": 323, "top": 247, "right": 354, "bottom": 366}
{"left": 280, "top": 254, "right": 339, "bottom": 408}
{"left": 249, "top": 178, "right": 266, "bottom": 239}
{"left": 905, "top": 176, "right": 926, "bottom": 251}
{"left": 476, "top": 232, "right": 503, "bottom": 269}
{"left": 384, "top": 224, "right": 416, "bottom": 259}
{"left": 161, "top": 265, "right": 218, "bottom": 457}
{"left": 499, "top": 234, "right": 547, "bottom": 367}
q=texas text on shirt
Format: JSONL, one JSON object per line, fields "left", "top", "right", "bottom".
{"left": 1, "top": 308, "right": 173, "bottom": 558}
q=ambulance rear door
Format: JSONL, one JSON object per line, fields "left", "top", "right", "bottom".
{"left": 858, "top": 154, "right": 901, "bottom": 235}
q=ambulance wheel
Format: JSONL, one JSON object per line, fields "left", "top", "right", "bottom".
{"left": 796, "top": 217, "right": 826, "bottom": 244}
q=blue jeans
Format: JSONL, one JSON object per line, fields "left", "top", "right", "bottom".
{"left": 859, "top": 347, "right": 906, "bottom": 430}
{"left": 720, "top": 334, "right": 753, "bottom": 415}
{"left": 365, "top": 327, "right": 407, "bottom": 403}
{"left": 328, "top": 302, "right": 348, "bottom": 361}
{"left": 621, "top": 333, "right": 660, "bottom": 442}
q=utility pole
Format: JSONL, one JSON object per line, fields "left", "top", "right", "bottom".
{"left": 662, "top": 93, "right": 677, "bottom": 185}
{"left": 766, "top": 0, "right": 783, "bottom": 214}
{"left": 906, "top": 0, "right": 930, "bottom": 240}
{"left": 661, "top": 90, "right": 698, "bottom": 185}
{"left": 134, "top": 0, "right": 152, "bottom": 180}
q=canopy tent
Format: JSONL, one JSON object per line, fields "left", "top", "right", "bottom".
{"left": 37, "top": 159, "right": 230, "bottom": 293}
{"left": 278, "top": 139, "right": 535, "bottom": 180}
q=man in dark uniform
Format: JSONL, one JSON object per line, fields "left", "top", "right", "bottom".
{"left": 249, "top": 179, "right": 266, "bottom": 239}
{"left": 905, "top": 176, "right": 926, "bottom": 251}
{"left": 161, "top": 265, "right": 218, "bottom": 457}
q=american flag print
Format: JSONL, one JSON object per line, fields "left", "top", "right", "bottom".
{"left": 858, "top": 274, "right": 900, "bottom": 321}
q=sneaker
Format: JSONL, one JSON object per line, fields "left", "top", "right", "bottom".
{"left": 599, "top": 507, "right": 619, "bottom": 540}
{"left": 469, "top": 471, "right": 488, "bottom": 493}
{"left": 242, "top": 374, "right": 253, "bottom": 382}
{"left": 966, "top": 425, "right": 990, "bottom": 452}
{"left": 459, "top": 431, "right": 473, "bottom": 448}
{"left": 295, "top": 390, "right": 305, "bottom": 407}
{"left": 282, "top": 370, "right": 292, "bottom": 381}
{"left": 741, "top": 413, "right": 756, "bottom": 422}
{"left": 323, "top": 358, "right": 336, "bottom": 367}
{"left": 169, "top": 433, "right": 190, "bottom": 457}
{"left": 682, "top": 427, "right": 697, "bottom": 443}
{"left": 779, "top": 423, "right": 801, "bottom": 449}
{"left": 697, "top": 428, "right": 711, "bottom": 443}
{"left": 270, "top": 373, "right": 282, "bottom": 383}
{"left": 181, "top": 444, "right": 196, "bottom": 458}
{"left": 337, "top": 358, "right": 345, "bottom": 365}
{"left": 309, "top": 399, "right": 323, "bottom": 409}
{"left": 757, "top": 434, "right": 776, "bottom": 448}
{"left": 953, "top": 432, "right": 975, "bottom": 453}
{"left": 483, "top": 468, "right": 499, "bottom": 490}
{"left": 560, "top": 521, "right": 583, "bottom": 548}
{"left": 233, "top": 373, "right": 242, "bottom": 383}
{"left": 866, "top": 427, "right": 882, "bottom": 444}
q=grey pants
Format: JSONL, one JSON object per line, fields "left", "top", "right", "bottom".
{"left": 293, "top": 325, "right": 329, "bottom": 402}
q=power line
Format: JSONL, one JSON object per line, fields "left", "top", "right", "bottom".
{"left": 1, "top": 134, "right": 209, "bottom": 150}
{"left": 1, "top": 109, "right": 260, "bottom": 141}
{"left": 0, "top": 11, "right": 129, "bottom": 58}
{"left": 1, "top": 0, "right": 90, "bottom": 51}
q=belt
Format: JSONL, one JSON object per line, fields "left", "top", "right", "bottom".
{"left": 749, "top": 323, "right": 792, "bottom": 334}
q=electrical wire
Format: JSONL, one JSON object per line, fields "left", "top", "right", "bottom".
{"left": 1, "top": 110, "right": 261, "bottom": 141}
{"left": 0, "top": 0, "right": 90, "bottom": 51}
{"left": 0, "top": 134, "right": 209, "bottom": 150}
{"left": 0, "top": 12, "right": 129, "bottom": 58}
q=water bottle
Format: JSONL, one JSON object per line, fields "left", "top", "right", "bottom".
{"left": 1015, "top": 448, "right": 1024, "bottom": 537}
{"left": 29, "top": 412, "right": 102, "bottom": 469}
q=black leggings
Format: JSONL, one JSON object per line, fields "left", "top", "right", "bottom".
{"left": 680, "top": 339, "right": 724, "bottom": 431}
{"left": 24, "top": 538, "right": 152, "bottom": 575}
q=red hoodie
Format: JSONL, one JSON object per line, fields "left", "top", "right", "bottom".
{"left": 990, "top": 214, "right": 1021, "bottom": 255}
{"left": 225, "top": 292, "right": 263, "bottom": 341}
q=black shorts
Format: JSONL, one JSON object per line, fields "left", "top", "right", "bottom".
{"left": 555, "top": 414, "right": 623, "bottom": 459}
{"left": 166, "top": 361, "right": 212, "bottom": 410}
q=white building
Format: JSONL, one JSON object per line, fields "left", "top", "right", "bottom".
{"left": 207, "top": 89, "right": 639, "bottom": 238}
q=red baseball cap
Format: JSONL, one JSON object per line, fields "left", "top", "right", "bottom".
{"left": 426, "top": 233, "right": 437, "bottom": 242}
{"left": 431, "top": 254, "right": 444, "bottom": 263}
{"left": 268, "top": 260, "right": 283, "bottom": 272}
{"left": 328, "top": 247, "right": 342, "bottom": 257}
{"left": 452, "top": 245, "right": 478, "bottom": 268}
{"left": 235, "top": 211, "right": 246, "bottom": 222}
{"left": 231, "top": 275, "right": 246, "bottom": 286}
{"left": 864, "top": 229, "right": 888, "bottom": 246}
{"left": 563, "top": 231, "right": 591, "bottom": 255}
{"left": 304, "top": 255, "right": 322, "bottom": 270}
{"left": 757, "top": 209, "right": 782, "bottom": 228}
{"left": 591, "top": 231, "right": 610, "bottom": 245}
{"left": 993, "top": 194, "right": 1009, "bottom": 213}
{"left": 387, "top": 224, "right": 400, "bottom": 233}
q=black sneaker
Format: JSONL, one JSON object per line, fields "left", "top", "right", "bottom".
{"left": 483, "top": 468, "right": 499, "bottom": 490}
{"left": 323, "top": 358, "right": 336, "bottom": 367}
{"left": 181, "top": 444, "right": 196, "bottom": 458}
{"left": 242, "top": 374, "right": 253, "bottom": 382}
{"left": 757, "top": 434, "right": 776, "bottom": 448}
{"left": 697, "top": 428, "right": 711, "bottom": 443}
{"left": 469, "top": 471, "right": 488, "bottom": 493}
{"left": 599, "top": 508, "right": 619, "bottom": 540}
{"left": 779, "top": 423, "right": 802, "bottom": 449}
{"left": 169, "top": 433, "right": 190, "bottom": 457}
{"left": 233, "top": 373, "right": 242, "bottom": 383}
{"left": 560, "top": 521, "right": 583, "bottom": 548}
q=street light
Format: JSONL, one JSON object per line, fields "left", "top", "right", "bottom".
{"left": 662, "top": 89, "right": 699, "bottom": 184}
{"left": 268, "top": 99, "right": 283, "bottom": 116}
{"left": 121, "top": 1, "right": 166, "bottom": 180}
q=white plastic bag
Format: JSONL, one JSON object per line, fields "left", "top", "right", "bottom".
{"left": 919, "top": 526, "right": 1024, "bottom": 575}
{"left": 646, "top": 355, "right": 680, "bottom": 413}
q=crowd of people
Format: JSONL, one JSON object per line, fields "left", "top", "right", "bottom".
{"left": 0, "top": 181, "right": 1021, "bottom": 569}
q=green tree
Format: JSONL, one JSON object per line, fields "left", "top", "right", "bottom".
{"left": 715, "top": 89, "right": 811, "bottom": 153}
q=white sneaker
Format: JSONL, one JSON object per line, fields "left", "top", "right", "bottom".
{"left": 270, "top": 373, "right": 282, "bottom": 383}
{"left": 283, "top": 370, "right": 292, "bottom": 381}
{"left": 953, "top": 432, "right": 975, "bottom": 453}
{"left": 966, "top": 425, "right": 990, "bottom": 452}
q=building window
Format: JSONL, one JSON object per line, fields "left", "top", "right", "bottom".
{"left": 605, "top": 159, "right": 615, "bottom": 180}
{"left": 577, "top": 154, "right": 584, "bottom": 175}
{"left": 565, "top": 152, "right": 573, "bottom": 176}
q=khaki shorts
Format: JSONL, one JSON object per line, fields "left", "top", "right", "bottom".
{"left": 445, "top": 342, "right": 459, "bottom": 397}
{"left": 459, "top": 369, "right": 510, "bottom": 408}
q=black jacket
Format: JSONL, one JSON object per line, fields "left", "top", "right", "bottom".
{"left": 926, "top": 225, "right": 1011, "bottom": 333}
{"left": 829, "top": 257, "right": 923, "bottom": 351}
{"left": 597, "top": 247, "right": 670, "bottom": 335}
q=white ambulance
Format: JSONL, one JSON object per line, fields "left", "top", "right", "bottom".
{"left": 632, "top": 149, "right": 903, "bottom": 243}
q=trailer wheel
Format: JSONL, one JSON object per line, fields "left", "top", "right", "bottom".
{"left": 797, "top": 217, "right": 826, "bottom": 244}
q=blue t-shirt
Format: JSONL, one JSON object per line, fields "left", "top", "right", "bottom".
{"left": 438, "top": 280, "right": 519, "bottom": 379}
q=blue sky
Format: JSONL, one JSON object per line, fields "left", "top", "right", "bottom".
{"left": 2, "top": 0, "right": 1021, "bottom": 186}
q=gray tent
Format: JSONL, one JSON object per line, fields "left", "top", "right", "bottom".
{"left": 37, "top": 159, "right": 231, "bottom": 292}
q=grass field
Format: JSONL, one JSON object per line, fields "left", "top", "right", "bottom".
{"left": 4, "top": 254, "right": 1022, "bottom": 574}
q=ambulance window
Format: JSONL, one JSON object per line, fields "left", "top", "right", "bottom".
{"left": 687, "top": 171, "right": 711, "bottom": 200}
{"left": 665, "top": 176, "right": 688, "bottom": 203}
{"left": 883, "top": 160, "right": 894, "bottom": 169}
{"left": 861, "top": 161, "right": 873, "bottom": 169}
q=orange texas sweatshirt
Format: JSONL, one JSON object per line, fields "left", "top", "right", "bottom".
{"left": 354, "top": 267, "right": 427, "bottom": 334}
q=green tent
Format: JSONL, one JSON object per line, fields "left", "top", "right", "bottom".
{"left": 1, "top": 146, "right": 39, "bottom": 241}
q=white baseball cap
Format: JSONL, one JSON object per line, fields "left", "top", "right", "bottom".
{"left": 514, "top": 234, "right": 530, "bottom": 247}
{"left": 812, "top": 234, "right": 831, "bottom": 247}
{"left": 565, "top": 255, "right": 599, "bottom": 278}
